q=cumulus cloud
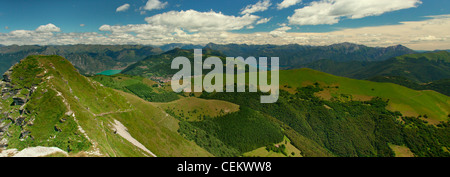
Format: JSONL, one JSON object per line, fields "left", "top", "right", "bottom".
{"left": 35, "top": 23, "right": 61, "bottom": 32}
{"left": 269, "top": 24, "right": 292, "bottom": 37}
{"left": 144, "top": 10, "right": 260, "bottom": 32}
{"left": 277, "top": 0, "right": 302, "bottom": 10}
{"left": 116, "top": 3, "right": 130, "bottom": 12}
{"left": 288, "top": 0, "right": 422, "bottom": 25}
{"left": 142, "top": 0, "right": 168, "bottom": 11}
{"left": 256, "top": 17, "right": 272, "bottom": 25}
{"left": 241, "top": 0, "right": 272, "bottom": 15}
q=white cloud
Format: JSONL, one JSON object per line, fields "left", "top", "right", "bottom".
{"left": 256, "top": 17, "right": 272, "bottom": 25}
{"left": 144, "top": 10, "right": 260, "bottom": 32}
{"left": 80, "top": 24, "right": 85, "bottom": 27}
{"left": 116, "top": 3, "right": 130, "bottom": 12}
{"left": 35, "top": 23, "right": 61, "bottom": 32}
{"left": 269, "top": 24, "right": 292, "bottom": 37}
{"left": 241, "top": 0, "right": 272, "bottom": 15}
{"left": 142, "top": 0, "right": 168, "bottom": 11}
{"left": 288, "top": 0, "right": 422, "bottom": 25}
{"left": 277, "top": 0, "right": 302, "bottom": 10}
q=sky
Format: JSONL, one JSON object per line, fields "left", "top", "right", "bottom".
{"left": 0, "top": 0, "right": 449, "bottom": 50}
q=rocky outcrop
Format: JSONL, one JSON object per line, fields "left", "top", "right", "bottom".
{"left": 2, "top": 69, "right": 12, "bottom": 82}
{"left": 0, "top": 65, "right": 33, "bottom": 149}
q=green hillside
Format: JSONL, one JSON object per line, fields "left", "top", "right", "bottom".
{"left": 153, "top": 97, "right": 240, "bottom": 121}
{"left": 350, "top": 51, "right": 450, "bottom": 83}
{"left": 200, "top": 77, "right": 450, "bottom": 157}
{"left": 0, "top": 55, "right": 211, "bottom": 157}
{"left": 280, "top": 68, "right": 450, "bottom": 124}
{"left": 301, "top": 51, "right": 450, "bottom": 86}
{"left": 91, "top": 74, "right": 179, "bottom": 103}
{"left": 369, "top": 76, "right": 450, "bottom": 96}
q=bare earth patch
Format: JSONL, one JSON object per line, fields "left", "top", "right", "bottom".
{"left": 112, "top": 119, "right": 157, "bottom": 157}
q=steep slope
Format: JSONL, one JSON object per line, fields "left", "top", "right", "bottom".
{"left": 0, "top": 55, "right": 211, "bottom": 157}
{"left": 0, "top": 45, "right": 163, "bottom": 75}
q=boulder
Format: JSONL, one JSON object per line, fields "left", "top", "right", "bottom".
{"left": 12, "top": 96, "right": 27, "bottom": 106}
{"left": 2, "top": 71, "right": 12, "bottom": 82}
{"left": 54, "top": 125, "right": 62, "bottom": 132}
{"left": 15, "top": 117, "right": 26, "bottom": 126}
{"left": 19, "top": 131, "right": 31, "bottom": 139}
{"left": 0, "top": 138, "right": 7, "bottom": 148}
{"left": 0, "top": 122, "right": 11, "bottom": 133}
{"left": 1, "top": 87, "right": 9, "bottom": 95}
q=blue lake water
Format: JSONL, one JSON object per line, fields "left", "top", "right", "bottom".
{"left": 96, "top": 70, "right": 122, "bottom": 76}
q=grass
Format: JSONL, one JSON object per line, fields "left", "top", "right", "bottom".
{"left": 114, "top": 91, "right": 213, "bottom": 157}
{"left": 91, "top": 74, "right": 179, "bottom": 102}
{"left": 279, "top": 68, "right": 450, "bottom": 124}
{"left": 389, "top": 144, "right": 415, "bottom": 157}
{"left": 153, "top": 97, "right": 240, "bottom": 121}
{"left": 243, "top": 136, "right": 302, "bottom": 157}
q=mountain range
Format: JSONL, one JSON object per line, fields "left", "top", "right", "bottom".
{"left": 0, "top": 45, "right": 162, "bottom": 75}
{"left": 1, "top": 43, "right": 415, "bottom": 75}
{"left": 205, "top": 42, "right": 415, "bottom": 68}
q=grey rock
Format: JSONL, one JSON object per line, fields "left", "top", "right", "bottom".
{"left": 2, "top": 71, "right": 12, "bottom": 82}
{"left": 15, "top": 116, "right": 26, "bottom": 126}
{"left": 1, "top": 87, "right": 9, "bottom": 95}
{"left": 19, "top": 130, "right": 30, "bottom": 139}
{"left": 54, "top": 125, "right": 62, "bottom": 132}
{"left": 12, "top": 96, "right": 27, "bottom": 106}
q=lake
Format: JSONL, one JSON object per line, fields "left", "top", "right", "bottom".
{"left": 96, "top": 70, "right": 122, "bottom": 76}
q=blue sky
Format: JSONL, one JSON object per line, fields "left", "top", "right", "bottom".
{"left": 0, "top": 0, "right": 449, "bottom": 50}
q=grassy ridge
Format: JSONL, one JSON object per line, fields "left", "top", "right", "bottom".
{"left": 3, "top": 55, "right": 212, "bottom": 157}
{"left": 280, "top": 69, "right": 450, "bottom": 124}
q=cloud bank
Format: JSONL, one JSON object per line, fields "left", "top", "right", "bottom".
{"left": 0, "top": 11, "right": 449, "bottom": 50}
